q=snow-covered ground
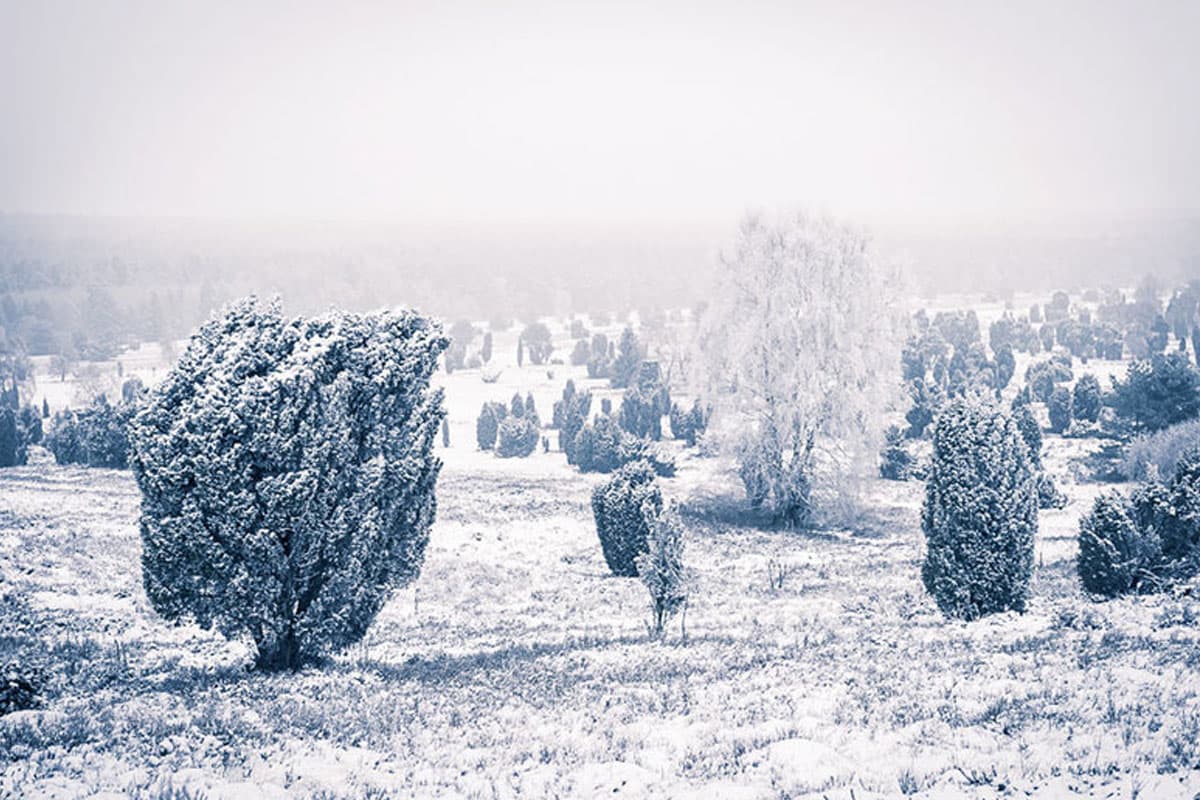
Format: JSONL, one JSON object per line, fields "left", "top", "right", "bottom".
{"left": 4, "top": 305, "right": 1199, "bottom": 799}
{"left": 4, "top": 407, "right": 1200, "bottom": 798}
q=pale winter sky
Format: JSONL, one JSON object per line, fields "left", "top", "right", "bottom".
{"left": 1, "top": 0, "right": 1197, "bottom": 229}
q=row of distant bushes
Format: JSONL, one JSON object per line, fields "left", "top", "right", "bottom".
{"left": 0, "top": 379, "right": 144, "bottom": 470}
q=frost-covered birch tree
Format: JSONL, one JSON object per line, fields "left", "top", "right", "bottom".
{"left": 697, "top": 211, "right": 904, "bottom": 526}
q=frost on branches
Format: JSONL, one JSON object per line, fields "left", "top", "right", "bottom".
{"left": 129, "top": 298, "right": 448, "bottom": 671}
{"left": 696, "top": 212, "right": 904, "bottom": 526}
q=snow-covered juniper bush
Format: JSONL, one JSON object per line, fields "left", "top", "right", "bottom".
{"left": 1078, "top": 492, "right": 1161, "bottom": 597}
{"left": 592, "top": 460, "right": 662, "bottom": 576}
{"left": 921, "top": 396, "right": 1038, "bottom": 620}
{"left": 476, "top": 401, "right": 507, "bottom": 450}
{"left": 129, "top": 298, "right": 448, "bottom": 671}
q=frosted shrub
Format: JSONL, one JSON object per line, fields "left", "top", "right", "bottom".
{"left": 879, "top": 426, "right": 924, "bottom": 481}
{"left": 1078, "top": 492, "right": 1160, "bottom": 597}
{"left": 1024, "top": 355, "right": 1072, "bottom": 403}
{"left": 635, "top": 502, "right": 688, "bottom": 637}
{"left": 1012, "top": 403, "right": 1042, "bottom": 468}
{"left": 484, "top": 403, "right": 510, "bottom": 441}
{"left": 0, "top": 407, "right": 18, "bottom": 468}
{"left": 574, "top": 414, "right": 627, "bottom": 473}
{"left": 520, "top": 322, "right": 554, "bottom": 366}
{"left": 570, "top": 339, "right": 590, "bottom": 367}
{"left": 475, "top": 401, "right": 507, "bottom": 450}
{"left": 921, "top": 397, "right": 1038, "bottom": 620}
{"left": 130, "top": 298, "right": 447, "bottom": 671}
{"left": 592, "top": 460, "right": 662, "bottom": 576}
{"left": 669, "top": 399, "right": 707, "bottom": 446}
{"left": 496, "top": 414, "right": 540, "bottom": 458}
{"left": 556, "top": 382, "right": 592, "bottom": 464}
{"left": 619, "top": 383, "right": 666, "bottom": 440}
{"left": 1110, "top": 353, "right": 1200, "bottom": 433}
{"left": 1122, "top": 418, "right": 1200, "bottom": 482}
{"left": 610, "top": 327, "right": 643, "bottom": 389}
{"left": 1072, "top": 373, "right": 1102, "bottom": 423}
{"left": 497, "top": 394, "right": 540, "bottom": 458}
{"left": 575, "top": 414, "right": 675, "bottom": 476}
{"left": 45, "top": 397, "right": 135, "bottom": 468}
{"left": 1047, "top": 386, "right": 1073, "bottom": 434}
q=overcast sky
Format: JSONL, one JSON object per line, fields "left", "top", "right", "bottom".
{"left": 1, "top": 0, "right": 1197, "bottom": 229}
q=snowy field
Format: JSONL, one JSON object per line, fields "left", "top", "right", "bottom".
{"left": 5, "top": 334, "right": 1200, "bottom": 798}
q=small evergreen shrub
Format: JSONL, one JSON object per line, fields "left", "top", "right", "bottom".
{"left": 17, "top": 405, "right": 42, "bottom": 446}
{"left": 1078, "top": 492, "right": 1161, "bottom": 597}
{"left": 634, "top": 502, "right": 688, "bottom": 637}
{"left": 669, "top": 400, "right": 707, "bottom": 446}
{"left": 130, "top": 299, "right": 447, "bottom": 671}
{"left": 1110, "top": 353, "right": 1200, "bottom": 433}
{"left": 921, "top": 397, "right": 1037, "bottom": 620}
{"left": 45, "top": 397, "right": 135, "bottom": 468}
{"left": 1012, "top": 402, "right": 1042, "bottom": 468}
{"left": 570, "top": 339, "right": 590, "bottom": 367}
{"left": 619, "top": 383, "right": 666, "bottom": 440}
{"left": 575, "top": 414, "right": 622, "bottom": 473}
{"left": 1072, "top": 374, "right": 1102, "bottom": 423}
{"left": 592, "top": 460, "right": 662, "bottom": 576}
{"left": 1024, "top": 355, "right": 1073, "bottom": 402}
{"left": 1036, "top": 472, "right": 1068, "bottom": 509}
{"left": 905, "top": 377, "right": 941, "bottom": 438}
{"left": 556, "top": 382, "right": 593, "bottom": 464}
{"left": 496, "top": 414, "right": 540, "bottom": 458}
{"left": 880, "top": 426, "right": 923, "bottom": 481}
{"left": 575, "top": 414, "right": 674, "bottom": 476}
{"left": 475, "top": 401, "right": 507, "bottom": 450}
{"left": 0, "top": 407, "right": 18, "bottom": 468}
{"left": 1047, "top": 386, "right": 1073, "bottom": 434}
{"left": 610, "top": 327, "right": 642, "bottom": 389}
{"left": 521, "top": 322, "right": 554, "bottom": 365}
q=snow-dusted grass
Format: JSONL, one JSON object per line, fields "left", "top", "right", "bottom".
{"left": 3, "top": 418, "right": 1200, "bottom": 799}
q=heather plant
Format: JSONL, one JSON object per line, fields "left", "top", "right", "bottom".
{"left": 129, "top": 298, "right": 447, "bottom": 671}
{"left": 592, "top": 460, "right": 662, "bottom": 576}
{"left": 921, "top": 397, "right": 1037, "bottom": 620}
